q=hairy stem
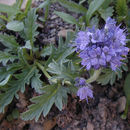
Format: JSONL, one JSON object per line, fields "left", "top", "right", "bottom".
{"left": 86, "top": 68, "right": 102, "bottom": 83}
{"left": 36, "top": 61, "right": 51, "bottom": 79}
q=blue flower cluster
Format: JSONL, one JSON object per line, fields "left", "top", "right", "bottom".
{"left": 75, "top": 77, "right": 93, "bottom": 102}
{"left": 75, "top": 17, "right": 129, "bottom": 71}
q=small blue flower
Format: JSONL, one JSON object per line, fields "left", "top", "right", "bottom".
{"left": 74, "top": 17, "right": 129, "bottom": 71}
{"left": 77, "top": 86, "right": 93, "bottom": 102}
{"left": 75, "top": 77, "right": 93, "bottom": 102}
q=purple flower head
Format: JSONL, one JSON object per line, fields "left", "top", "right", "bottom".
{"left": 77, "top": 86, "right": 93, "bottom": 102}
{"left": 75, "top": 77, "right": 93, "bottom": 102}
{"left": 74, "top": 17, "right": 129, "bottom": 71}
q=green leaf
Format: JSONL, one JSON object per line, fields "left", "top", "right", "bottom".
{"left": 97, "top": 69, "right": 116, "bottom": 85}
{"left": 0, "top": 66, "right": 36, "bottom": 113}
{"left": 79, "top": 0, "right": 86, "bottom": 5}
{"left": 21, "top": 40, "right": 32, "bottom": 49}
{"left": 0, "top": 67, "right": 13, "bottom": 82}
{"left": 86, "top": 0, "right": 105, "bottom": 23}
{"left": 6, "top": 21, "right": 24, "bottom": 32}
{"left": 0, "top": 3, "right": 20, "bottom": 15}
{"left": 0, "top": 15, "right": 9, "bottom": 22}
{"left": 101, "top": 0, "right": 114, "bottom": 9}
{"left": 21, "top": 84, "right": 68, "bottom": 121}
{"left": 0, "top": 74, "right": 11, "bottom": 87}
{"left": 98, "top": 7, "right": 114, "bottom": 20}
{"left": 45, "top": 32, "right": 75, "bottom": 67}
{"left": 23, "top": 8, "right": 38, "bottom": 43}
{"left": 97, "top": 63, "right": 128, "bottom": 85}
{"left": 41, "top": 46, "right": 52, "bottom": 57}
{"left": 90, "top": 16, "right": 99, "bottom": 27}
{"left": 0, "top": 34, "right": 19, "bottom": 49}
{"left": 0, "top": 51, "right": 17, "bottom": 65}
{"left": 37, "top": 0, "right": 50, "bottom": 9}
{"left": 47, "top": 60, "right": 77, "bottom": 82}
{"left": 54, "top": 11, "right": 78, "bottom": 25}
{"left": 31, "top": 69, "right": 43, "bottom": 93}
{"left": 116, "top": 0, "right": 128, "bottom": 18}
{"left": 0, "top": 2, "right": 21, "bottom": 21}
{"left": 124, "top": 73, "right": 130, "bottom": 105}
{"left": 56, "top": 0, "right": 87, "bottom": 14}
{"left": 14, "top": 66, "right": 36, "bottom": 92}
{"left": 0, "top": 64, "right": 23, "bottom": 83}
{"left": 24, "top": 0, "right": 32, "bottom": 15}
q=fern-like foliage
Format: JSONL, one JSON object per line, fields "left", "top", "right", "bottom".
{"left": 97, "top": 64, "right": 128, "bottom": 85}
{"left": 0, "top": 8, "right": 42, "bottom": 114}
{"left": 21, "top": 84, "right": 69, "bottom": 121}
{"left": 0, "top": 34, "right": 19, "bottom": 50}
{"left": 42, "top": 31, "right": 76, "bottom": 67}
{"left": 0, "top": 51, "right": 17, "bottom": 66}
{"left": 31, "top": 69, "right": 43, "bottom": 93}
{"left": 0, "top": 66, "right": 36, "bottom": 113}
{"left": 23, "top": 8, "right": 38, "bottom": 43}
{"left": 47, "top": 60, "right": 77, "bottom": 82}
{"left": 0, "top": 4, "right": 80, "bottom": 121}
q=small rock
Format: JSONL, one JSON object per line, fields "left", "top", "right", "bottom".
{"left": 29, "top": 123, "right": 43, "bottom": 130}
{"left": 58, "top": 29, "right": 73, "bottom": 38}
{"left": 98, "top": 103, "right": 107, "bottom": 119}
{"left": 51, "top": 15, "right": 58, "bottom": 20}
{"left": 87, "top": 122, "right": 94, "bottom": 130}
{"left": 51, "top": 29, "right": 56, "bottom": 34}
{"left": 37, "top": 22, "right": 44, "bottom": 28}
{"left": 43, "top": 118, "right": 56, "bottom": 130}
{"left": 117, "top": 96, "right": 126, "bottom": 113}
{"left": 48, "top": 37, "right": 55, "bottom": 43}
{"left": 49, "top": 24, "right": 55, "bottom": 28}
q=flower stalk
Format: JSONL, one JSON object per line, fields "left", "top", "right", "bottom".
{"left": 86, "top": 68, "right": 102, "bottom": 83}
{"left": 35, "top": 61, "right": 51, "bottom": 79}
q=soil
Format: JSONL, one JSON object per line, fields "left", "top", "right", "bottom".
{"left": 0, "top": 1, "right": 130, "bottom": 130}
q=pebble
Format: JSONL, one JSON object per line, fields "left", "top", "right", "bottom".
{"left": 117, "top": 96, "right": 126, "bottom": 113}
{"left": 29, "top": 123, "right": 43, "bottom": 130}
{"left": 86, "top": 122, "right": 94, "bottom": 130}
{"left": 51, "top": 15, "right": 58, "bottom": 20}
{"left": 58, "top": 29, "right": 73, "bottom": 38}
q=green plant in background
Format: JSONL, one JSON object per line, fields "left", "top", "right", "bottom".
{"left": 54, "top": 0, "right": 115, "bottom": 27}
{"left": 116, "top": 0, "right": 128, "bottom": 22}
{"left": 37, "top": 0, "right": 52, "bottom": 24}
{"left": 0, "top": 0, "right": 32, "bottom": 30}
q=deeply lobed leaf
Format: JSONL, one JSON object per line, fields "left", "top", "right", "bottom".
{"left": 21, "top": 84, "right": 68, "bottom": 121}
{"left": 86, "top": 0, "right": 105, "bottom": 24}
{"left": 0, "top": 66, "right": 36, "bottom": 113}
{"left": 23, "top": 8, "right": 38, "bottom": 43}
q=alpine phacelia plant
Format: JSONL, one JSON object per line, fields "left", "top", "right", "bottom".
{"left": 0, "top": 1, "right": 129, "bottom": 121}
{"left": 72, "top": 17, "right": 129, "bottom": 112}
{"left": 74, "top": 17, "right": 129, "bottom": 71}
